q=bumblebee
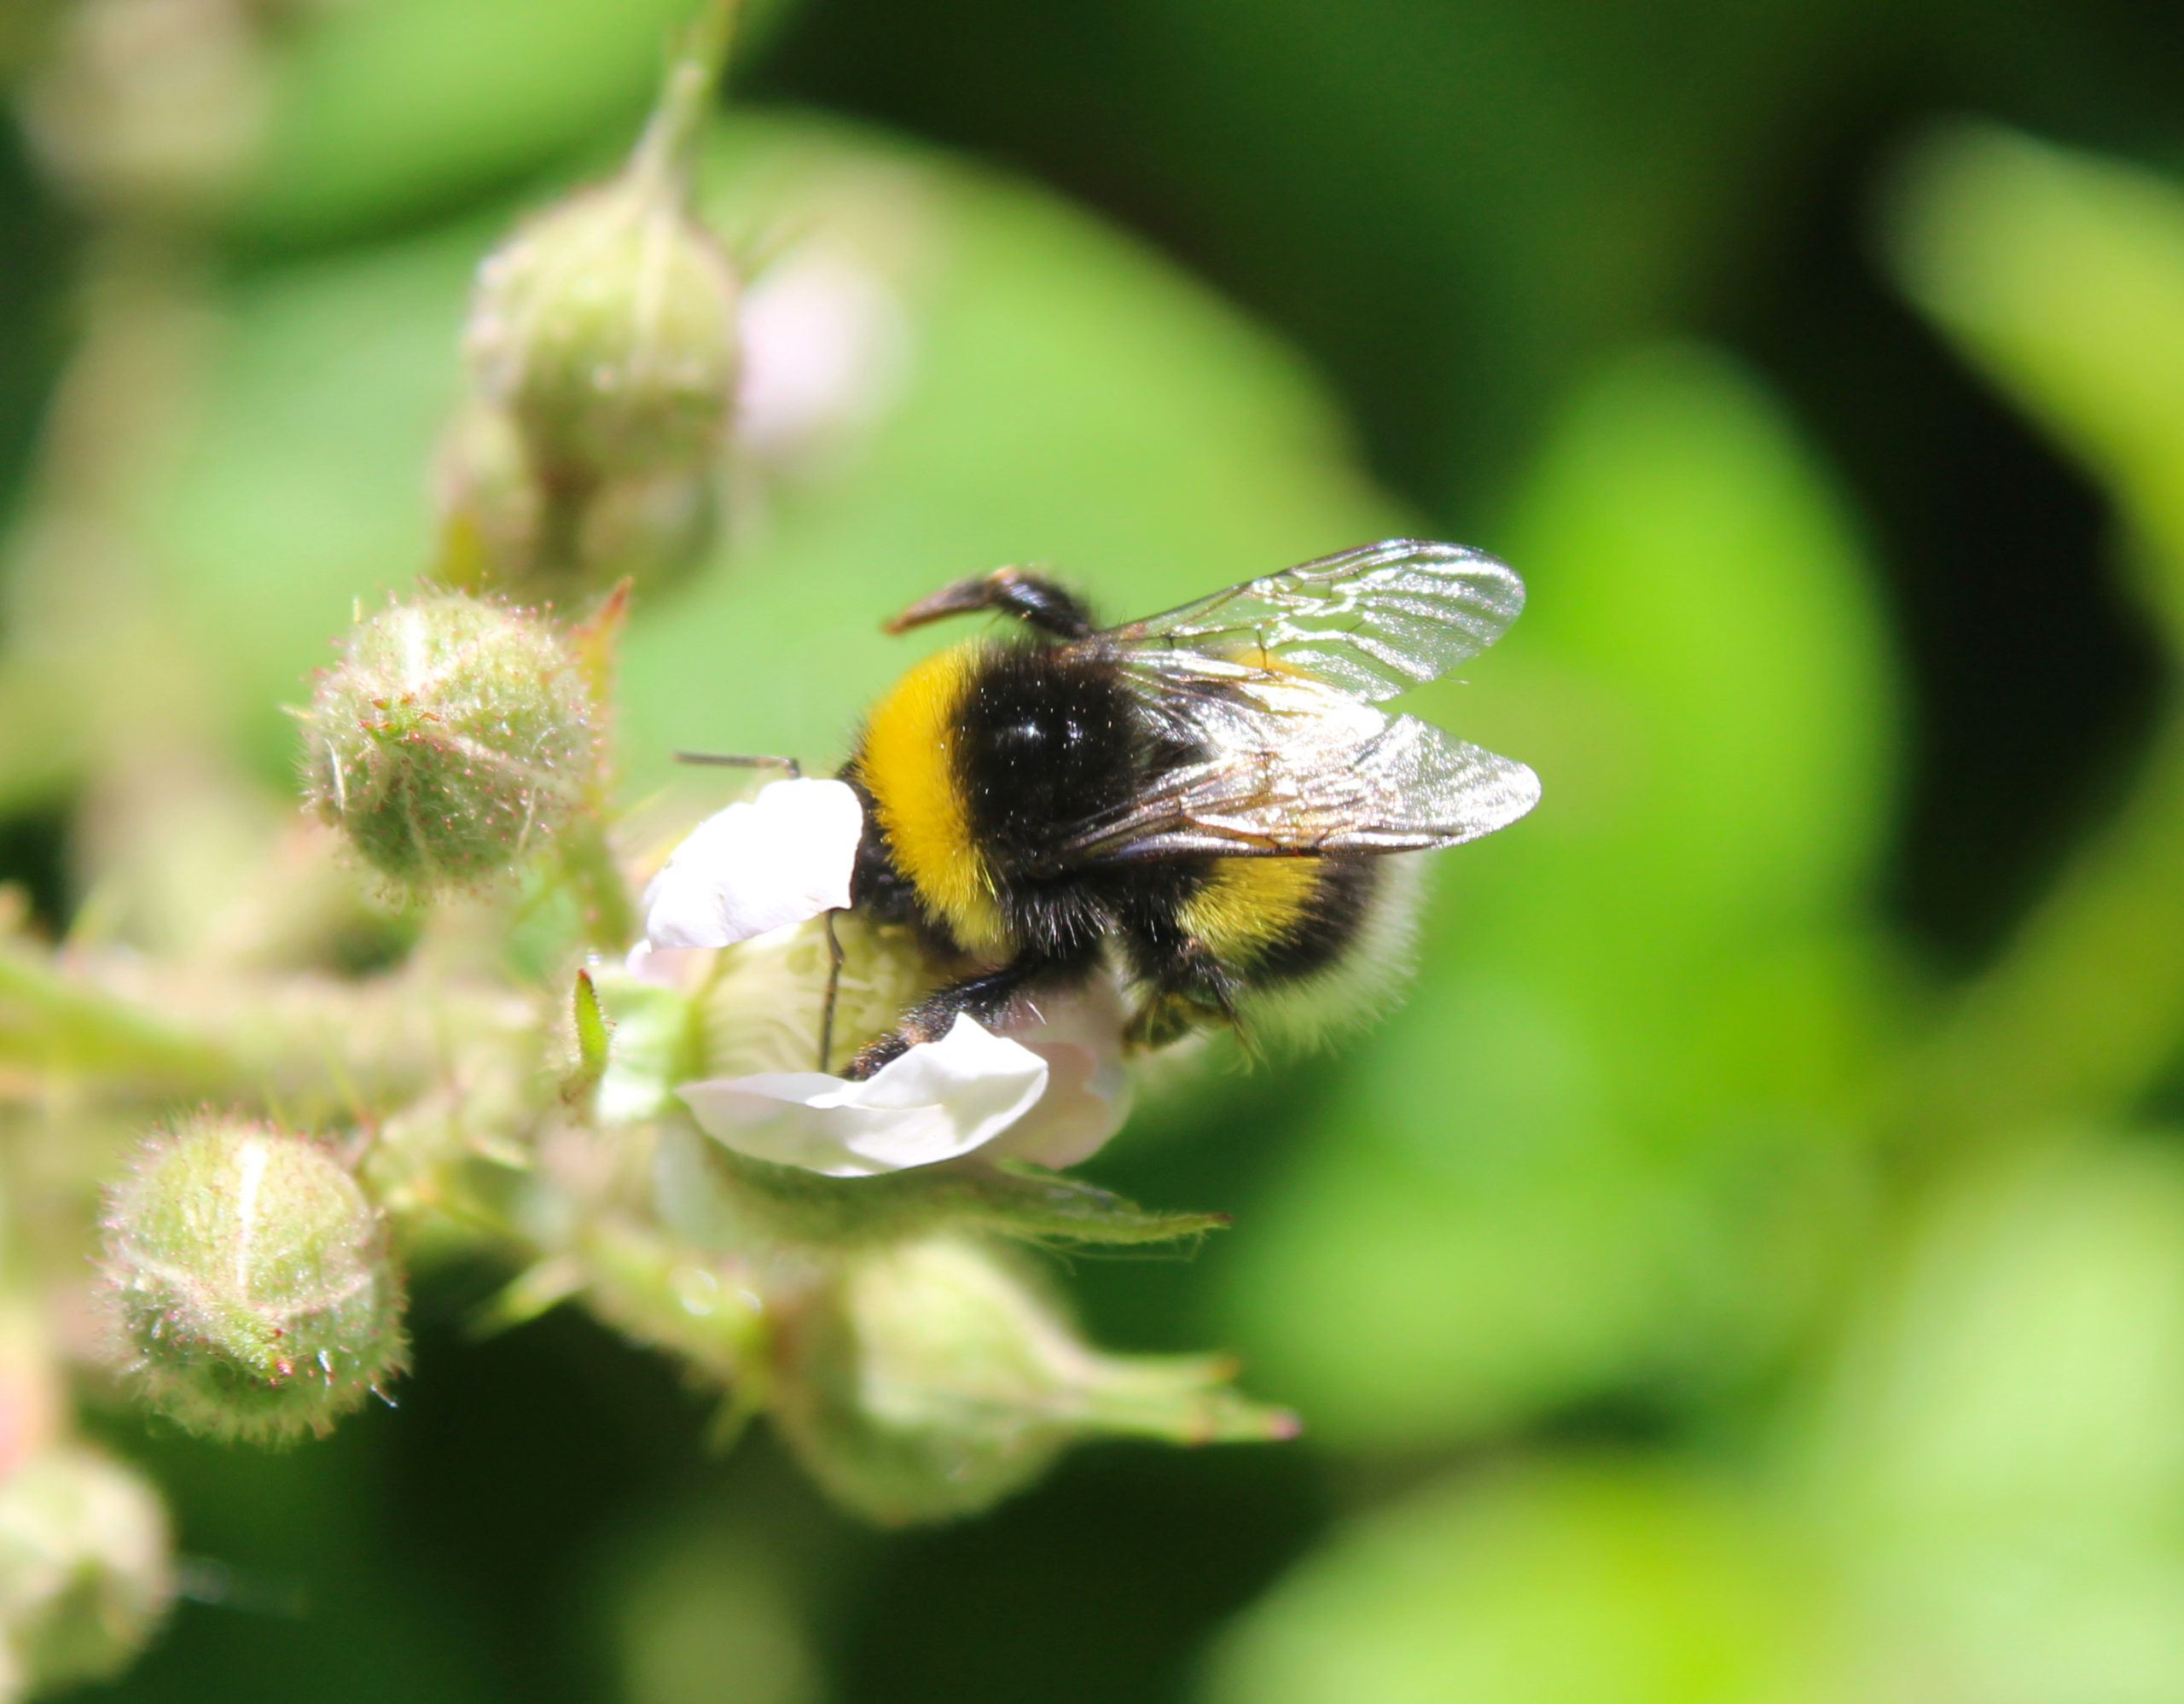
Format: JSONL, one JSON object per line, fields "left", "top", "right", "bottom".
{"left": 834, "top": 538, "right": 1539, "bottom": 1078}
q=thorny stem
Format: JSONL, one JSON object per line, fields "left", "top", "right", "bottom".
{"left": 0, "top": 940, "right": 235, "bottom": 1092}
{"left": 559, "top": 815, "right": 640, "bottom": 956}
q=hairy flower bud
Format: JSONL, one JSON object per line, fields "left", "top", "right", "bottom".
{"left": 768, "top": 1238, "right": 1296, "bottom": 1525}
{"left": 468, "top": 173, "right": 739, "bottom": 490}
{"left": 429, "top": 5, "right": 741, "bottom": 593}
{"left": 101, "top": 1118, "right": 407, "bottom": 1444}
{"left": 431, "top": 398, "right": 544, "bottom": 592}
{"left": 571, "top": 461, "right": 722, "bottom": 589}
{"left": 298, "top": 593, "right": 598, "bottom": 895}
{"left": 0, "top": 1446, "right": 172, "bottom": 1696}
{"left": 20, "top": 0, "right": 272, "bottom": 220}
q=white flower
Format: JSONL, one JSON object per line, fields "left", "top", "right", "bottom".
{"left": 679, "top": 1014, "right": 1048, "bottom": 1178}
{"left": 988, "top": 980, "right": 1136, "bottom": 1170}
{"left": 676, "top": 977, "right": 1138, "bottom": 1178}
{"left": 639, "top": 777, "right": 862, "bottom": 953}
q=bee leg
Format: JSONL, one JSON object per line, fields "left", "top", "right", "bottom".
{"left": 843, "top": 959, "right": 1058, "bottom": 1080}
{"left": 1123, "top": 992, "right": 1209, "bottom": 1052}
{"left": 1124, "top": 941, "right": 1245, "bottom": 1054}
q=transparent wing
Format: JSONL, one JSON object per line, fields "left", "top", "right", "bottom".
{"left": 1055, "top": 653, "right": 1540, "bottom": 864}
{"left": 1104, "top": 538, "right": 1525, "bottom": 701}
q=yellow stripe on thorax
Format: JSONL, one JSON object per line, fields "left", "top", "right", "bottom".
{"left": 1177, "top": 857, "right": 1322, "bottom": 967}
{"left": 859, "top": 643, "right": 1011, "bottom": 957}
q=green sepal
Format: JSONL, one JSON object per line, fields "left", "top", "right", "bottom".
{"left": 561, "top": 969, "right": 611, "bottom": 1108}
{"left": 657, "top": 1120, "right": 1227, "bottom": 1253}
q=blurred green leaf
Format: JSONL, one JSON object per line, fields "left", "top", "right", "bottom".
{"left": 1885, "top": 126, "right": 2184, "bottom": 1140}
{"left": 1886, "top": 124, "right": 2184, "bottom": 624}
{"left": 610, "top": 1516, "right": 822, "bottom": 1704}
{"left": 1201, "top": 1456, "right": 1816, "bottom": 1704}
{"left": 1792, "top": 1138, "right": 2184, "bottom": 1702}
{"left": 1108, "top": 0, "right": 1871, "bottom": 505}
{"left": 238, "top": 0, "right": 786, "bottom": 247}
{"left": 1218, "top": 344, "right": 1897, "bottom": 1447}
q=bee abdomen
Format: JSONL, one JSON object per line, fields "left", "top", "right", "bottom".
{"left": 1176, "top": 855, "right": 1381, "bottom": 984}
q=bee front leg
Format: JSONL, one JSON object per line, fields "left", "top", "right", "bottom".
{"left": 845, "top": 960, "right": 1055, "bottom": 1080}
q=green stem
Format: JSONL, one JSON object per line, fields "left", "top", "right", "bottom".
{"left": 561, "top": 815, "right": 640, "bottom": 955}
{"left": 628, "top": 0, "right": 742, "bottom": 193}
{"left": 0, "top": 944, "right": 235, "bottom": 1090}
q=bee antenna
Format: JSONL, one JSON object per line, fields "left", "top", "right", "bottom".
{"left": 672, "top": 751, "right": 803, "bottom": 777}
{"left": 886, "top": 568, "right": 1095, "bottom": 641}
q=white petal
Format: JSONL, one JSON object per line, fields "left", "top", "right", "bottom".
{"left": 678, "top": 1014, "right": 1048, "bottom": 1178}
{"left": 623, "top": 941, "right": 712, "bottom": 989}
{"left": 988, "top": 980, "right": 1135, "bottom": 1169}
{"left": 642, "top": 778, "right": 862, "bottom": 950}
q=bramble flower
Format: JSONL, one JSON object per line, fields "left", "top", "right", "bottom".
{"left": 636, "top": 782, "right": 1136, "bottom": 1175}
{"left": 988, "top": 983, "right": 1137, "bottom": 1168}
{"left": 675, "top": 986, "right": 1136, "bottom": 1177}
{"left": 679, "top": 1013, "right": 1050, "bottom": 1178}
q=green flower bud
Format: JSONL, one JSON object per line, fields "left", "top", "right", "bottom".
{"left": 431, "top": 393, "right": 721, "bottom": 596}
{"left": 768, "top": 1238, "right": 1297, "bottom": 1525}
{"left": 467, "top": 173, "right": 739, "bottom": 489}
{"left": 569, "top": 461, "right": 721, "bottom": 590}
{"left": 429, "top": 2, "right": 741, "bottom": 595}
{"left": 102, "top": 1117, "right": 407, "bottom": 1444}
{"left": 20, "top": 0, "right": 272, "bottom": 221}
{"left": 298, "top": 592, "right": 599, "bottom": 895}
{"left": 0, "top": 1446, "right": 172, "bottom": 1696}
{"left": 431, "top": 398, "right": 544, "bottom": 593}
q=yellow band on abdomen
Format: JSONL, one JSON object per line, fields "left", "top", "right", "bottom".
{"left": 1176, "top": 856, "right": 1323, "bottom": 967}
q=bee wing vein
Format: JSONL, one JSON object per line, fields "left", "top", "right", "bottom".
{"left": 1057, "top": 657, "right": 1539, "bottom": 864}
{"left": 1106, "top": 538, "right": 1525, "bottom": 701}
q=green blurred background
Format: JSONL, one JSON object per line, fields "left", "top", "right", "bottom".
{"left": 15, "top": 0, "right": 2184, "bottom": 1699}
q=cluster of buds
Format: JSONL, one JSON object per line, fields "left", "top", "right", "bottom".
{"left": 434, "top": 15, "right": 740, "bottom": 596}
{"left": 67, "top": 0, "right": 1293, "bottom": 1586}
